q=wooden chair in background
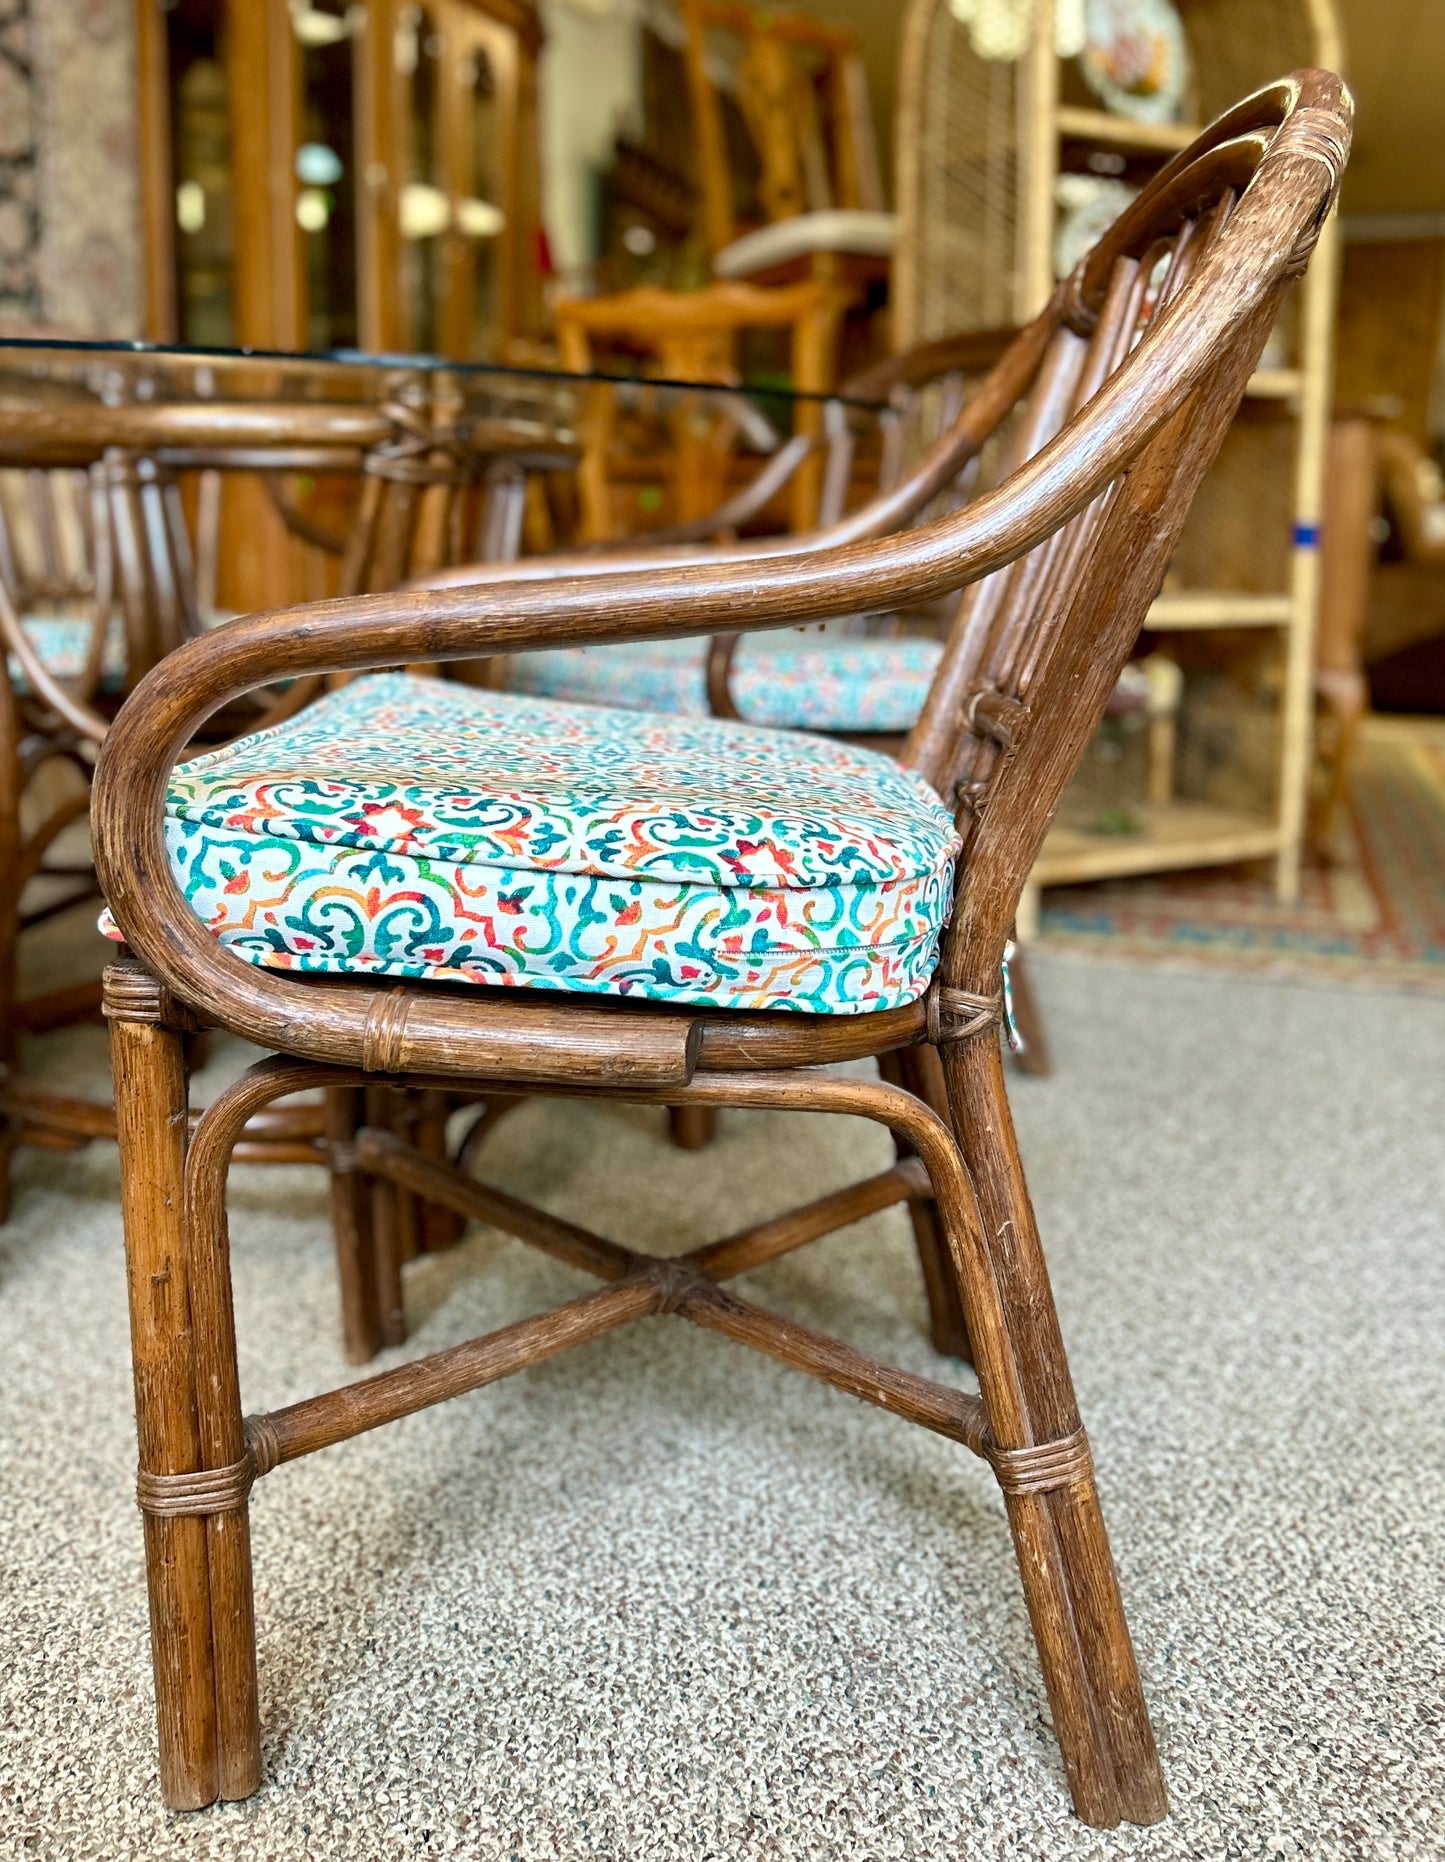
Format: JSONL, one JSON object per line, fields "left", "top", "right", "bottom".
{"left": 553, "top": 278, "right": 853, "bottom": 537}
{"left": 425, "top": 324, "right": 1133, "bottom": 1081}
{"left": 680, "top": 0, "right": 896, "bottom": 293}
{"left": 91, "top": 73, "right": 1349, "bottom": 1827}
{"left": 1315, "top": 408, "right": 1445, "bottom": 852}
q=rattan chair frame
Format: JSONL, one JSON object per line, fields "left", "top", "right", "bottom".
{"left": 92, "top": 74, "right": 1350, "bottom": 1828}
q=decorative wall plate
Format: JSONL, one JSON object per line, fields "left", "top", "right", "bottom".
{"left": 1054, "top": 173, "right": 1137, "bottom": 280}
{"left": 1079, "top": 0, "right": 1189, "bottom": 123}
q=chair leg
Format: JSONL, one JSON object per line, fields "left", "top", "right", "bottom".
{"left": 325, "top": 1086, "right": 383, "bottom": 1364}
{"left": 668, "top": 1103, "right": 719, "bottom": 1150}
{"left": 0, "top": 1118, "right": 15, "bottom": 1228}
{"left": 109, "top": 970, "right": 261, "bottom": 1809}
{"left": 414, "top": 1090, "right": 468, "bottom": 1250}
{"left": 1006, "top": 945, "right": 1053, "bottom": 1079}
{"left": 1311, "top": 673, "right": 1367, "bottom": 864}
{"left": 364, "top": 1086, "right": 409, "bottom": 1348}
{"left": 939, "top": 1033, "right": 1166, "bottom": 1828}
{"left": 879, "top": 1047, "right": 971, "bottom": 1360}
{"left": 0, "top": 691, "right": 19, "bottom": 1228}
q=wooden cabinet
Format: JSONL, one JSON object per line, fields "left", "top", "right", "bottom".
{"left": 137, "top": 0, "right": 543, "bottom": 358}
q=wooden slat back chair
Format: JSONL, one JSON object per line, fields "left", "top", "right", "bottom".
{"left": 680, "top": 0, "right": 886, "bottom": 262}
{"left": 677, "top": 0, "right": 896, "bottom": 300}
{"left": 91, "top": 73, "right": 1350, "bottom": 1827}
{"left": 554, "top": 278, "right": 853, "bottom": 538}
{"left": 0, "top": 392, "right": 575, "bottom": 1220}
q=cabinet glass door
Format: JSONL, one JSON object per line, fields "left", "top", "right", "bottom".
{"left": 166, "top": 0, "right": 235, "bottom": 347}
{"left": 397, "top": 2, "right": 447, "bottom": 354}
{"left": 292, "top": 0, "right": 362, "bottom": 351}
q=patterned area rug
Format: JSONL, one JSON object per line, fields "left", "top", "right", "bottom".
{"left": 1039, "top": 717, "right": 1445, "bottom": 990}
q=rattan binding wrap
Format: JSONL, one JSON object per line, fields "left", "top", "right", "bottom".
{"left": 135, "top": 1417, "right": 283, "bottom": 1519}
{"left": 986, "top": 1426, "right": 1094, "bottom": 1497}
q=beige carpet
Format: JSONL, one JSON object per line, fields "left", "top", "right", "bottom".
{"left": 1, "top": 951, "right": 1442, "bottom": 1860}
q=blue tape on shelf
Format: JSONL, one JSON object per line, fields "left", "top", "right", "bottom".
{"left": 1293, "top": 523, "right": 1319, "bottom": 548}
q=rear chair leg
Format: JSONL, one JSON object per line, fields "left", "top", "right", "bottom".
{"left": 364, "top": 1085, "right": 409, "bottom": 1348}
{"left": 107, "top": 961, "right": 261, "bottom": 1809}
{"left": 1004, "top": 944, "right": 1052, "bottom": 1078}
{"left": 1, "top": 692, "right": 20, "bottom": 1228}
{"left": 0, "top": 1120, "right": 16, "bottom": 1229}
{"left": 668, "top": 1103, "right": 719, "bottom": 1150}
{"left": 324, "top": 1086, "right": 383, "bottom": 1363}
{"left": 414, "top": 1090, "right": 467, "bottom": 1250}
{"left": 937, "top": 1032, "right": 1166, "bottom": 1828}
{"left": 879, "top": 1047, "right": 972, "bottom": 1360}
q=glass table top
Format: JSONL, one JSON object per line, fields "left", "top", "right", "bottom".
{"left": 0, "top": 336, "right": 885, "bottom": 423}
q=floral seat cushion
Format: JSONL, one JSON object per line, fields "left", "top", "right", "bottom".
{"left": 507, "top": 634, "right": 944, "bottom": 733}
{"left": 116, "top": 672, "right": 962, "bottom": 1016}
{"left": 7, "top": 610, "right": 236, "bottom": 698}
{"left": 7, "top": 614, "right": 126, "bottom": 696}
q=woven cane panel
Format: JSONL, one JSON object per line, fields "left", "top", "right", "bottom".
{"left": 1055, "top": 719, "right": 1155, "bottom": 828}
{"left": 1172, "top": 671, "right": 1282, "bottom": 811}
{"left": 901, "top": 0, "right": 1023, "bottom": 344}
{"left": 1165, "top": 416, "right": 1297, "bottom": 593}
{"left": 1179, "top": 0, "right": 1323, "bottom": 124}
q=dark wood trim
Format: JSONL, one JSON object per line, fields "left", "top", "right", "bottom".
{"left": 135, "top": 0, "right": 177, "bottom": 343}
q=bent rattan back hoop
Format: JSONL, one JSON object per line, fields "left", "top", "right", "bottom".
{"left": 92, "top": 73, "right": 1351, "bottom": 1831}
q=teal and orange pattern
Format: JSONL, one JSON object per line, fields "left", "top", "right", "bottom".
{"left": 109, "top": 673, "right": 961, "bottom": 1015}
{"left": 7, "top": 613, "right": 125, "bottom": 695}
{"left": 508, "top": 634, "right": 944, "bottom": 733}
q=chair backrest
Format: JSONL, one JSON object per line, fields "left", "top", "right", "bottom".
{"left": 901, "top": 71, "right": 1351, "bottom": 992}
{"left": 0, "top": 464, "right": 106, "bottom": 617}
{"left": 92, "top": 73, "right": 1351, "bottom": 1071}
{"left": 679, "top": 0, "right": 885, "bottom": 259}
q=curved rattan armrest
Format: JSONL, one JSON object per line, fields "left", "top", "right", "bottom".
{"left": 92, "top": 77, "right": 1349, "bottom": 1080}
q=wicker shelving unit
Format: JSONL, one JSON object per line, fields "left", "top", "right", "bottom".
{"left": 894, "top": 0, "right": 1345, "bottom": 914}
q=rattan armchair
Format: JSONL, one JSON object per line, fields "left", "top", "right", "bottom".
{"left": 0, "top": 390, "right": 576, "bottom": 1219}
{"left": 92, "top": 74, "right": 1350, "bottom": 1828}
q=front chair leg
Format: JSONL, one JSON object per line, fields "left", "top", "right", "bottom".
{"left": 667, "top": 1103, "right": 719, "bottom": 1150}
{"left": 107, "top": 961, "right": 261, "bottom": 1809}
{"left": 940, "top": 1032, "right": 1166, "bottom": 1828}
